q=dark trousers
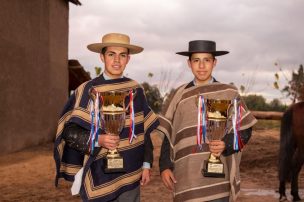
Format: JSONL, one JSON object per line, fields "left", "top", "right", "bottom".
{"left": 110, "top": 185, "right": 140, "bottom": 202}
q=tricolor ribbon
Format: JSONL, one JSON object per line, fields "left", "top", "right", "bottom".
{"left": 197, "top": 95, "right": 207, "bottom": 150}
{"left": 128, "top": 89, "right": 136, "bottom": 143}
{"left": 88, "top": 92, "right": 101, "bottom": 154}
{"left": 232, "top": 98, "right": 244, "bottom": 151}
{"left": 88, "top": 100, "right": 94, "bottom": 151}
{"left": 201, "top": 97, "right": 207, "bottom": 143}
{"left": 99, "top": 95, "right": 104, "bottom": 131}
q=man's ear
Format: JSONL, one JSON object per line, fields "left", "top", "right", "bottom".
{"left": 187, "top": 59, "right": 191, "bottom": 69}
{"left": 126, "top": 55, "right": 131, "bottom": 64}
{"left": 100, "top": 53, "right": 105, "bottom": 63}
{"left": 213, "top": 58, "right": 217, "bottom": 66}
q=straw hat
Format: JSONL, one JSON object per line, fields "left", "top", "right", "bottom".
{"left": 87, "top": 33, "right": 143, "bottom": 54}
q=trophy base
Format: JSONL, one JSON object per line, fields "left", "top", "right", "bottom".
{"left": 104, "top": 157, "right": 125, "bottom": 173}
{"left": 202, "top": 160, "right": 225, "bottom": 178}
{"left": 104, "top": 168, "right": 125, "bottom": 173}
{"left": 104, "top": 149, "right": 125, "bottom": 173}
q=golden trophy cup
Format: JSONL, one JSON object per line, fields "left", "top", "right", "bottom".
{"left": 202, "top": 99, "right": 233, "bottom": 178}
{"left": 90, "top": 89, "right": 129, "bottom": 173}
{"left": 102, "top": 90, "right": 128, "bottom": 173}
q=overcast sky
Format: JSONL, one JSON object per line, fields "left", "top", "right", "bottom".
{"left": 68, "top": 0, "right": 304, "bottom": 104}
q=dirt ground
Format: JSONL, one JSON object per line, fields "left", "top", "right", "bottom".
{"left": 0, "top": 129, "right": 303, "bottom": 202}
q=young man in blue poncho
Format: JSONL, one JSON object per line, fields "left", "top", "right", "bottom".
{"left": 54, "top": 33, "right": 159, "bottom": 202}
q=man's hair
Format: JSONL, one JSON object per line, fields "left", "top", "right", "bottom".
{"left": 189, "top": 53, "right": 215, "bottom": 60}
{"left": 101, "top": 47, "right": 130, "bottom": 55}
{"left": 101, "top": 47, "right": 107, "bottom": 55}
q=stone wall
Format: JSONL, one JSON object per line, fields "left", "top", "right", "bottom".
{"left": 0, "top": 0, "right": 69, "bottom": 154}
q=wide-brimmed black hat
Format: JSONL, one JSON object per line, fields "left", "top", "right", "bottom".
{"left": 176, "top": 40, "right": 229, "bottom": 56}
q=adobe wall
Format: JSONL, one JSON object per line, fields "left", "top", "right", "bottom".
{"left": 0, "top": 0, "right": 69, "bottom": 154}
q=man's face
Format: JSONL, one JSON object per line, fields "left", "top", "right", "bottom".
{"left": 187, "top": 53, "right": 217, "bottom": 85}
{"left": 100, "top": 46, "right": 130, "bottom": 79}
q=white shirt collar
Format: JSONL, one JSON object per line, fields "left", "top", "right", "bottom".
{"left": 103, "top": 72, "right": 123, "bottom": 80}
{"left": 193, "top": 76, "right": 214, "bottom": 86}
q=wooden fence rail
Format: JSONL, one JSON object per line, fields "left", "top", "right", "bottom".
{"left": 251, "top": 111, "right": 283, "bottom": 120}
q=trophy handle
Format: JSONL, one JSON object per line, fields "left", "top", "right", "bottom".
{"left": 89, "top": 87, "right": 97, "bottom": 100}
{"left": 227, "top": 103, "right": 233, "bottom": 121}
{"left": 227, "top": 96, "right": 242, "bottom": 121}
{"left": 195, "top": 94, "right": 203, "bottom": 107}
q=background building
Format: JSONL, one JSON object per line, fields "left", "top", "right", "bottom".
{"left": 0, "top": 0, "right": 81, "bottom": 154}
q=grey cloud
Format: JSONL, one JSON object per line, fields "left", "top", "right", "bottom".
{"left": 69, "top": 0, "right": 304, "bottom": 103}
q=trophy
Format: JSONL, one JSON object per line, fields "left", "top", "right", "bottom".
{"left": 90, "top": 89, "right": 129, "bottom": 173}
{"left": 201, "top": 99, "right": 233, "bottom": 178}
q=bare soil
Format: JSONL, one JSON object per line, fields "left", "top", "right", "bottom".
{"left": 0, "top": 129, "right": 303, "bottom": 202}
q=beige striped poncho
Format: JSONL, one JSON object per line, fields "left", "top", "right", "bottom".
{"left": 158, "top": 82, "right": 257, "bottom": 202}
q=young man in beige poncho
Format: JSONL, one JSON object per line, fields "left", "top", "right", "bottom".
{"left": 157, "top": 40, "right": 257, "bottom": 202}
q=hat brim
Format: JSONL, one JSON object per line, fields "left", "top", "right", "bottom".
{"left": 176, "top": 51, "right": 229, "bottom": 56}
{"left": 87, "top": 43, "right": 144, "bottom": 54}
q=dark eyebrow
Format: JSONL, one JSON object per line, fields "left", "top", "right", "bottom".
{"left": 191, "top": 57, "right": 213, "bottom": 60}
{"left": 106, "top": 51, "right": 115, "bottom": 54}
{"left": 106, "top": 51, "right": 128, "bottom": 55}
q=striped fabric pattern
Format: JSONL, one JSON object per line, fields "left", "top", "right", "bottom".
{"left": 54, "top": 75, "right": 159, "bottom": 201}
{"left": 158, "top": 83, "right": 257, "bottom": 202}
